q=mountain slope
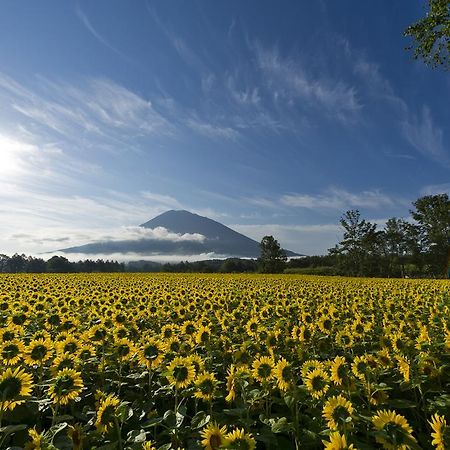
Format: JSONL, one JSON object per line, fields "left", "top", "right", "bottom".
{"left": 60, "top": 210, "right": 301, "bottom": 258}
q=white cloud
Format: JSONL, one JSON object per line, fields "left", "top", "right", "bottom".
{"left": 254, "top": 43, "right": 361, "bottom": 121}
{"left": 420, "top": 183, "right": 450, "bottom": 196}
{"left": 401, "top": 106, "right": 449, "bottom": 166}
{"left": 186, "top": 117, "right": 239, "bottom": 140}
{"left": 281, "top": 187, "right": 395, "bottom": 210}
{"left": 10, "top": 226, "right": 205, "bottom": 248}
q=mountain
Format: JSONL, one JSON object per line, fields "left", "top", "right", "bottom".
{"left": 60, "top": 210, "right": 302, "bottom": 258}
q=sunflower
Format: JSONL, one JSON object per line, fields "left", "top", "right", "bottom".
{"left": 195, "top": 325, "right": 211, "bottom": 345}
{"left": 166, "top": 356, "right": 195, "bottom": 389}
{"left": 225, "top": 428, "right": 256, "bottom": 450}
{"left": 142, "top": 442, "right": 157, "bottom": 450}
{"left": 48, "top": 368, "right": 84, "bottom": 405}
{"left": 395, "top": 355, "right": 410, "bottom": 383}
{"left": 335, "top": 329, "right": 354, "bottom": 349}
{"left": 56, "top": 335, "right": 81, "bottom": 355}
{"left": 67, "top": 423, "right": 84, "bottom": 450}
{"left": 114, "top": 338, "right": 136, "bottom": 362}
{"left": 275, "top": 358, "right": 293, "bottom": 391}
{"left": 24, "top": 339, "right": 53, "bottom": 366}
{"left": 189, "top": 354, "right": 205, "bottom": 376}
{"left": 245, "top": 317, "right": 260, "bottom": 338}
{"left": 0, "top": 367, "right": 33, "bottom": 411}
{"left": 138, "top": 338, "right": 166, "bottom": 370}
{"left": 322, "top": 395, "right": 354, "bottom": 430}
{"left": 194, "top": 371, "right": 218, "bottom": 402}
{"left": 95, "top": 394, "right": 121, "bottom": 434}
{"left": 24, "top": 427, "right": 46, "bottom": 450}
{"left": 351, "top": 355, "right": 370, "bottom": 382}
{"left": 330, "top": 356, "right": 351, "bottom": 386}
{"left": 372, "top": 409, "right": 416, "bottom": 449}
{"left": 51, "top": 352, "right": 78, "bottom": 375}
{"left": 0, "top": 339, "right": 24, "bottom": 366}
{"left": 200, "top": 423, "right": 228, "bottom": 450}
{"left": 305, "top": 367, "right": 329, "bottom": 399}
{"left": 252, "top": 355, "right": 275, "bottom": 383}
{"left": 301, "top": 359, "right": 323, "bottom": 380}
{"left": 322, "top": 432, "right": 355, "bottom": 450}
{"left": 429, "top": 414, "right": 448, "bottom": 450}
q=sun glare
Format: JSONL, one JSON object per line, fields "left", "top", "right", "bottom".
{"left": 0, "top": 135, "right": 34, "bottom": 177}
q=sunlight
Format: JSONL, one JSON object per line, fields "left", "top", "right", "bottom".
{"left": 0, "top": 134, "right": 35, "bottom": 177}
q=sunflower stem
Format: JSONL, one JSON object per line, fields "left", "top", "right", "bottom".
{"left": 114, "top": 415, "right": 123, "bottom": 450}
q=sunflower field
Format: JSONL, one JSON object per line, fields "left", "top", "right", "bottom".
{"left": 0, "top": 273, "right": 449, "bottom": 450}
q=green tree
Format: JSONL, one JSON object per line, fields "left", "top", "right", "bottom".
{"left": 329, "top": 210, "right": 381, "bottom": 276}
{"left": 258, "top": 235, "right": 287, "bottom": 273}
{"left": 410, "top": 193, "right": 450, "bottom": 277}
{"left": 404, "top": 0, "right": 450, "bottom": 70}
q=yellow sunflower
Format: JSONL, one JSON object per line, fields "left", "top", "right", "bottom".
{"left": 372, "top": 409, "right": 416, "bottom": 449}
{"left": 95, "top": 394, "right": 121, "bottom": 434}
{"left": 24, "top": 338, "right": 53, "bottom": 366}
{"left": 166, "top": 356, "right": 195, "bottom": 389}
{"left": 194, "top": 371, "right": 218, "bottom": 402}
{"left": 429, "top": 413, "right": 448, "bottom": 450}
{"left": 0, "top": 339, "right": 24, "bottom": 366}
{"left": 48, "top": 368, "right": 83, "bottom": 405}
{"left": 252, "top": 355, "right": 275, "bottom": 383}
{"left": 225, "top": 428, "right": 256, "bottom": 450}
{"left": 330, "top": 356, "right": 351, "bottom": 387}
{"left": 0, "top": 367, "right": 33, "bottom": 411}
{"left": 322, "top": 432, "right": 355, "bottom": 449}
{"left": 67, "top": 423, "right": 85, "bottom": 450}
{"left": 275, "top": 358, "right": 293, "bottom": 391}
{"left": 305, "top": 367, "right": 329, "bottom": 399}
{"left": 138, "top": 338, "right": 166, "bottom": 370}
{"left": 142, "top": 441, "right": 157, "bottom": 450}
{"left": 200, "top": 423, "right": 228, "bottom": 450}
{"left": 322, "top": 395, "right": 354, "bottom": 430}
{"left": 24, "top": 427, "right": 46, "bottom": 450}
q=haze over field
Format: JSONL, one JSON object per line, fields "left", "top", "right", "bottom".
{"left": 0, "top": 1, "right": 448, "bottom": 258}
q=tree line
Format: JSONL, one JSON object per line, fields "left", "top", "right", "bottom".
{"left": 0, "top": 254, "right": 125, "bottom": 273}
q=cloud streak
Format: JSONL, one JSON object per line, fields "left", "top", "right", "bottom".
{"left": 281, "top": 187, "right": 396, "bottom": 210}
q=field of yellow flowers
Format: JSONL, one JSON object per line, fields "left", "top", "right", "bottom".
{"left": 0, "top": 273, "right": 449, "bottom": 449}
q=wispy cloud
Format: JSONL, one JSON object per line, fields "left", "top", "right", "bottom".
{"left": 186, "top": 117, "right": 239, "bottom": 140}
{"left": 281, "top": 187, "right": 396, "bottom": 210}
{"left": 420, "top": 183, "right": 450, "bottom": 196}
{"left": 401, "top": 106, "right": 449, "bottom": 166}
{"left": 254, "top": 43, "right": 361, "bottom": 122}
{"left": 76, "top": 4, "right": 136, "bottom": 65}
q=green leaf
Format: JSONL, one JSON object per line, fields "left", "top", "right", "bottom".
{"left": 0, "top": 424, "right": 28, "bottom": 436}
{"left": 191, "top": 411, "right": 211, "bottom": 429}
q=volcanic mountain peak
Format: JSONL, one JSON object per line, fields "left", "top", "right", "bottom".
{"left": 60, "top": 209, "right": 302, "bottom": 258}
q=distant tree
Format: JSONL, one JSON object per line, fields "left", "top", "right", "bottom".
{"left": 46, "top": 255, "right": 73, "bottom": 273}
{"left": 258, "top": 236, "right": 287, "bottom": 273}
{"left": 404, "top": 0, "right": 449, "bottom": 70}
{"left": 410, "top": 193, "right": 450, "bottom": 277}
{"left": 329, "top": 210, "right": 381, "bottom": 276}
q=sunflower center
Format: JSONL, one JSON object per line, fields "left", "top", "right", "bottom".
{"left": 0, "top": 377, "right": 22, "bottom": 399}
{"left": 199, "top": 379, "right": 214, "bottom": 394}
{"left": 54, "top": 375, "right": 75, "bottom": 394}
{"left": 2, "top": 344, "right": 19, "bottom": 359}
{"left": 117, "top": 345, "right": 130, "bottom": 357}
{"left": 144, "top": 345, "right": 159, "bottom": 359}
{"left": 257, "top": 363, "right": 272, "bottom": 379}
{"left": 31, "top": 344, "right": 48, "bottom": 360}
{"left": 173, "top": 366, "right": 189, "bottom": 382}
{"left": 311, "top": 375, "right": 326, "bottom": 391}
{"left": 209, "top": 433, "right": 222, "bottom": 449}
{"left": 332, "top": 405, "right": 350, "bottom": 422}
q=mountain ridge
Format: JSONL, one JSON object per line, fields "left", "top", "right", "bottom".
{"left": 60, "top": 209, "right": 302, "bottom": 258}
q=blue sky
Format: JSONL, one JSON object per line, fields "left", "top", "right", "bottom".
{"left": 0, "top": 1, "right": 448, "bottom": 258}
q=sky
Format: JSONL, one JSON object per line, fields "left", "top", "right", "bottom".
{"left": 0, "top": 1, "right": 448, "bottom": 259}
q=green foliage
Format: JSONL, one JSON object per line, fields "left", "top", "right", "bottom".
{"left": 258, "top": 235, "right": 287, "bottom": 273}
{"left": 404, "top": 0, "right": 450, "bottom": 69}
